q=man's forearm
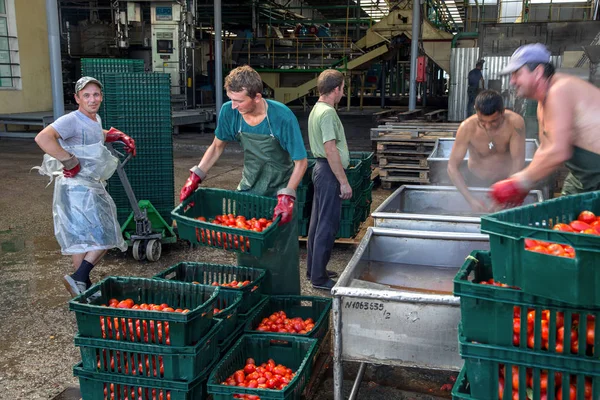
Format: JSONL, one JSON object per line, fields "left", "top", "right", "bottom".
{"left": 35, "top": 131, "right": 71, "bottom": 161}
{"left": 198, "top": 141, "right": 226, "bottom": 175}
{"left": 515, "top": 146, "right": 570, "bottom": 185}
{"left": 286, "top": 158, "right": 308, "bottom": 191}
{"left": 448, "top": 164, "right": 477, "bottom": 205}
{"left": 325, "top": 147, "right": 349, "bottom": 185}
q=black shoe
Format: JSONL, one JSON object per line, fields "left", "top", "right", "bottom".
{"left": 312, "top": 279, "right": 336, "bottom": 291}
{"left": 307, "top": 270, "right": 339, "bottom": 280}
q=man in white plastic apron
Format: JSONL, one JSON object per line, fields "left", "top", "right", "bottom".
{"left": 180, "top": 66, "right": 308, "bottom": 295}
{"left": 35, "top": 76, "right": 136, "bottom": 297}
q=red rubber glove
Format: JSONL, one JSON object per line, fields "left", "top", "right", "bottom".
{"left": 490, "top": 177, "right": 528, "bottom": 207}
{"left": 105, "top": 127, "right": 136, "bottom": 156}
{"left": 180, "top": 166, "right": 206, "bottom": 202}
{"left": 60, "top": 154, "right": 81, "bottom": 178}
{"left": 273, "top": 189, "right": 296, "bottom": 225}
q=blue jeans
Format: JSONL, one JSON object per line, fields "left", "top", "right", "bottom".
{"left": 306, "top": 160, "right": 342, "bottom": 285}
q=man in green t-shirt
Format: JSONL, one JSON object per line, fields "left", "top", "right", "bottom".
{"left": 306, "top": 69, "right": 352, "bottom": 290}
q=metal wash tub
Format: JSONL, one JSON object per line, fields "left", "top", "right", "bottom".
{"left": 331, "top": 227, "right": 490, "bottom": 400}
{"left": 372, "top": 185, "right": 544, "bottom": 233}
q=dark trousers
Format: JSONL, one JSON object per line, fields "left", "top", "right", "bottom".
{"left": 466, "top": 87, "right": 479, "bottom": 118}
{"left": 307, "top": 159, "right": 342, "bottom": 285}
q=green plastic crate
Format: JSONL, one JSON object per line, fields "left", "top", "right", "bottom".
{"left": 345, "top": 159, "right": 363, "bottom": 189}
{"left": 451, "top": 366, "right": 472, "bottom": 400}
{"left": 207, "top": 334, "right": 319, "bottom": 400}
{"left": 218, "top": 322, "right": 245, "bottom": 358}
{"left": 75, "top": 318, "right": 221, "bottom": 382}
{"left": 481, "top": 191, "right": 600, "bottom": 306}
{"left": 336, "top": 211, "right": 361, "bottom": 239}
{"left": 238, "top": 295, "right": 270, "bottom": 327}
{"left": 298, "top": 218, "right": 310, "bottom": 237}
{"left": 244, "top": 296, "right": 332, "bottom": 343}
{"left": 212, "top": 290, "right": 243, "bottom": 342}
{"left": 296, "top": 200, "right": 312, "bottom": 220}
{"left": 349, "top": 151, "right": 374, "bottom": 179}
{"left": 454, "top": 251, "right": 600, "bottom": 354}
{"left": 69, "top": 277, "right": 219, "bottom": 347}
{"left": 459, "top": 327, "right": 600, "bottom": 400}
{"left": 296, "top": 184, "right": 314, "bottom": 204}
{"left": 171, "top": 188, "right": 283, "bottom": 257}
{"left": 74, "top": 360, "right": 212, "bottom": 400}
{"left": 154, "top": 262, "right": 266, "bottom": 315}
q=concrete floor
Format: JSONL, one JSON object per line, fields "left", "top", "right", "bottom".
{"left": 0, "top": 112, "right": 452, "bottom": 399}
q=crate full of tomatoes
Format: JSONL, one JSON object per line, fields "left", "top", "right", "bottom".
{"left": 75, "top": 318, "right": 222, "bottom": 382}
{"left": 207, "top": 334, "right": 318, "bottom": 400}
{"left": 154, "top": 262, "right": 266, "bottom": 314}
{"left": 69, "top": 277, "right": 220, "bottom": 347}
{"left": 481, "top": 191, "right": 600, "bottom": 306}
{"left": 244, "top": 296, "right": 332, "bottom": 344}
{"left": 74, "top": 359, "right": 214, "bottom": 400}
{"left": 172, "top": 188, "right": 283, "bottom": 257}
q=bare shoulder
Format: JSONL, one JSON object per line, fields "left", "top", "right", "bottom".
{"left": 505, "top": 110, "right": 525, "bottom": 129}
{"left": 456, "top": 115, "right": 478, "bottom": 138}
{"left": 547, "top": 74, "right": 577, "bottom": 101}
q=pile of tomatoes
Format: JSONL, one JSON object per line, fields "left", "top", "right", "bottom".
{"left": 194, "top": 214, "right": 273, "bottom": 251}
{"left": 97, "top": 351, "right": 164, "bottom": 378}
{"left": 526, "top": 211, "right": 600, "bottom": 257}
{"left": 103, "top": 383, "right": 171, "bottom": 400}
{"left": 479, "top": 278, "right": 520, "bottom": 289}
{"left": 255, "top": 311, "right": 315, "bottom": 334}
{"left": 498, "top": 365, "right": 592, "bottom": 400}
{"left": 98, "top": 299, "right": 189, "bottom": 344}
{"left": 207, "top": 280, "right": 251, "bottom": 288}
{"left": 221, "top": 357, "right": 296, "bottom": 399}
{"left": 511, "top": 308, "right": 596, "bottom": 355}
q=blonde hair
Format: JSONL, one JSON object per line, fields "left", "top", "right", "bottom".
{"left": 224, "top": 65, "right": 263, "bottom": 98}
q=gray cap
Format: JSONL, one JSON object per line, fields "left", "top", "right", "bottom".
{"left": 75, "top": 76, "right": 103, "bottom": 94}
{"left": 500, "top": 43, "right": 551, "bottom": 75}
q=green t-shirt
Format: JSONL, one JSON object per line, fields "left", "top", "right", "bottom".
{"left": 307, "top": 101, "right": 349, "bottom": 168}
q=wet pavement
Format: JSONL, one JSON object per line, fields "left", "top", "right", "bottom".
{"left": 0, "top": 117, "right": 452, "bottom": 399}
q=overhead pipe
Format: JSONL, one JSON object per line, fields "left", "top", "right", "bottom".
{"left": 408, "top": 0, "right": 421, "bottom": 110}
{"left": 46, "top": 0, "right": 64, "bottom": 120}
{"left": 214, "top": 0, "right": 223, "bottom": 118}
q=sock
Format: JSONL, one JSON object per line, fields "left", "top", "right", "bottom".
{"left": 71, "top": 260, "right": 95, "bottom": 283}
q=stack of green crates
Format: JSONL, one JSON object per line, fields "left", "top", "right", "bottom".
{"left": 69, "top": 277, "right": 222, "bottom": 400}
{"left": 81, "top": 58, "right": 145, "bottom": 123}
{"left": 297, "top": 152, "right": 374, "bottom": 238}
{"left": 101, "top": 72, "right": 174, "bottom": 226}
{"left": 452, "top": 192, "right": 600, "bottom": 399}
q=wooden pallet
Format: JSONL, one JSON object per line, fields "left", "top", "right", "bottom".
{"left": 379, "top": 168, "right": 429, "bottom": 180}
{"left": 378, "top": 155, "right": 429, "bottom": 168}
{"left": 424, "top": 109, "right": 448, "bottom": 122}
{"left": 376, "top": 140, "right": 436, "bottom": 155}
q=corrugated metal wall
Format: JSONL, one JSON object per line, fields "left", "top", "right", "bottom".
{"left": 448, "top": 48, "right": 562, "bottom": 122}
{"left": 448, "top": 48, "right": 479, "bottom": 122}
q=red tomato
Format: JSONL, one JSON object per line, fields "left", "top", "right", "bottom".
{"left": 524, "top": 238, "right": 541, "bottom": 249}
{"left": 529, "top": 245, "right": 550, "bottom": 254}
{"left": 578, "top": 210, "right": 596, "bottom": 224}
{"left": 570, "top": 220, "right": 591, "bottom": 232}
{"left": 553, "top": 223, "right": 574, "bottom": 232}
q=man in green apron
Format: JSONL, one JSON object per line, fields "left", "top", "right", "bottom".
{"left": 179, "top": 66, "right": 308, "bottom": 295}
{"left": 490, "top": 43, "right": 600, "bottom": 205}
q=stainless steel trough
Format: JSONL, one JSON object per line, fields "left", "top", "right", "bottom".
{"left": 332, "top": 227, "right": 490, "bottom": 400}
{"left": 372, "top": 185, "right": 544, "bottom": 233}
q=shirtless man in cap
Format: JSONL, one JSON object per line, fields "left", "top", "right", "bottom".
{"left": 490, "top": 43, "right": 600, "bottom": 205}
{"left": 448, "top": 89, "right": 526, "bottom": 212}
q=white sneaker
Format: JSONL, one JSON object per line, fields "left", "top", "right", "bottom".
{"left": 62, "top": 275, "right": 86, "bottom": 298}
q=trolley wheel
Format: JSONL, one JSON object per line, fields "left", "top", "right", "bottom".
{"left": 145, "top": 239, "right": 161, "bottom": 262}
{"left": 132, "top": 240, "right": 145, "bottom": 261}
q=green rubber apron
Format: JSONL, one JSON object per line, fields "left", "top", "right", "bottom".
{"left": 235, "top": 101, "right": 300, "bottom": 295}
{"left": 561, "top": 146, "right": 600, "bottom": 196}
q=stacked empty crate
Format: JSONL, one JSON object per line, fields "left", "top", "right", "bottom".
{"left": 452, "top": 191, "right": 600, "bottom": 400}
{"left": 297, "top": 151, "right": 374, "bottom": 239}
{"left": 370, "top": 122, "right": 458, "bottom": 190}
{"left": 69, "top": 277, "right": 222, "bottom": 399}
{"left": 81, "top": 59, "right": 174, "bottom": 226}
